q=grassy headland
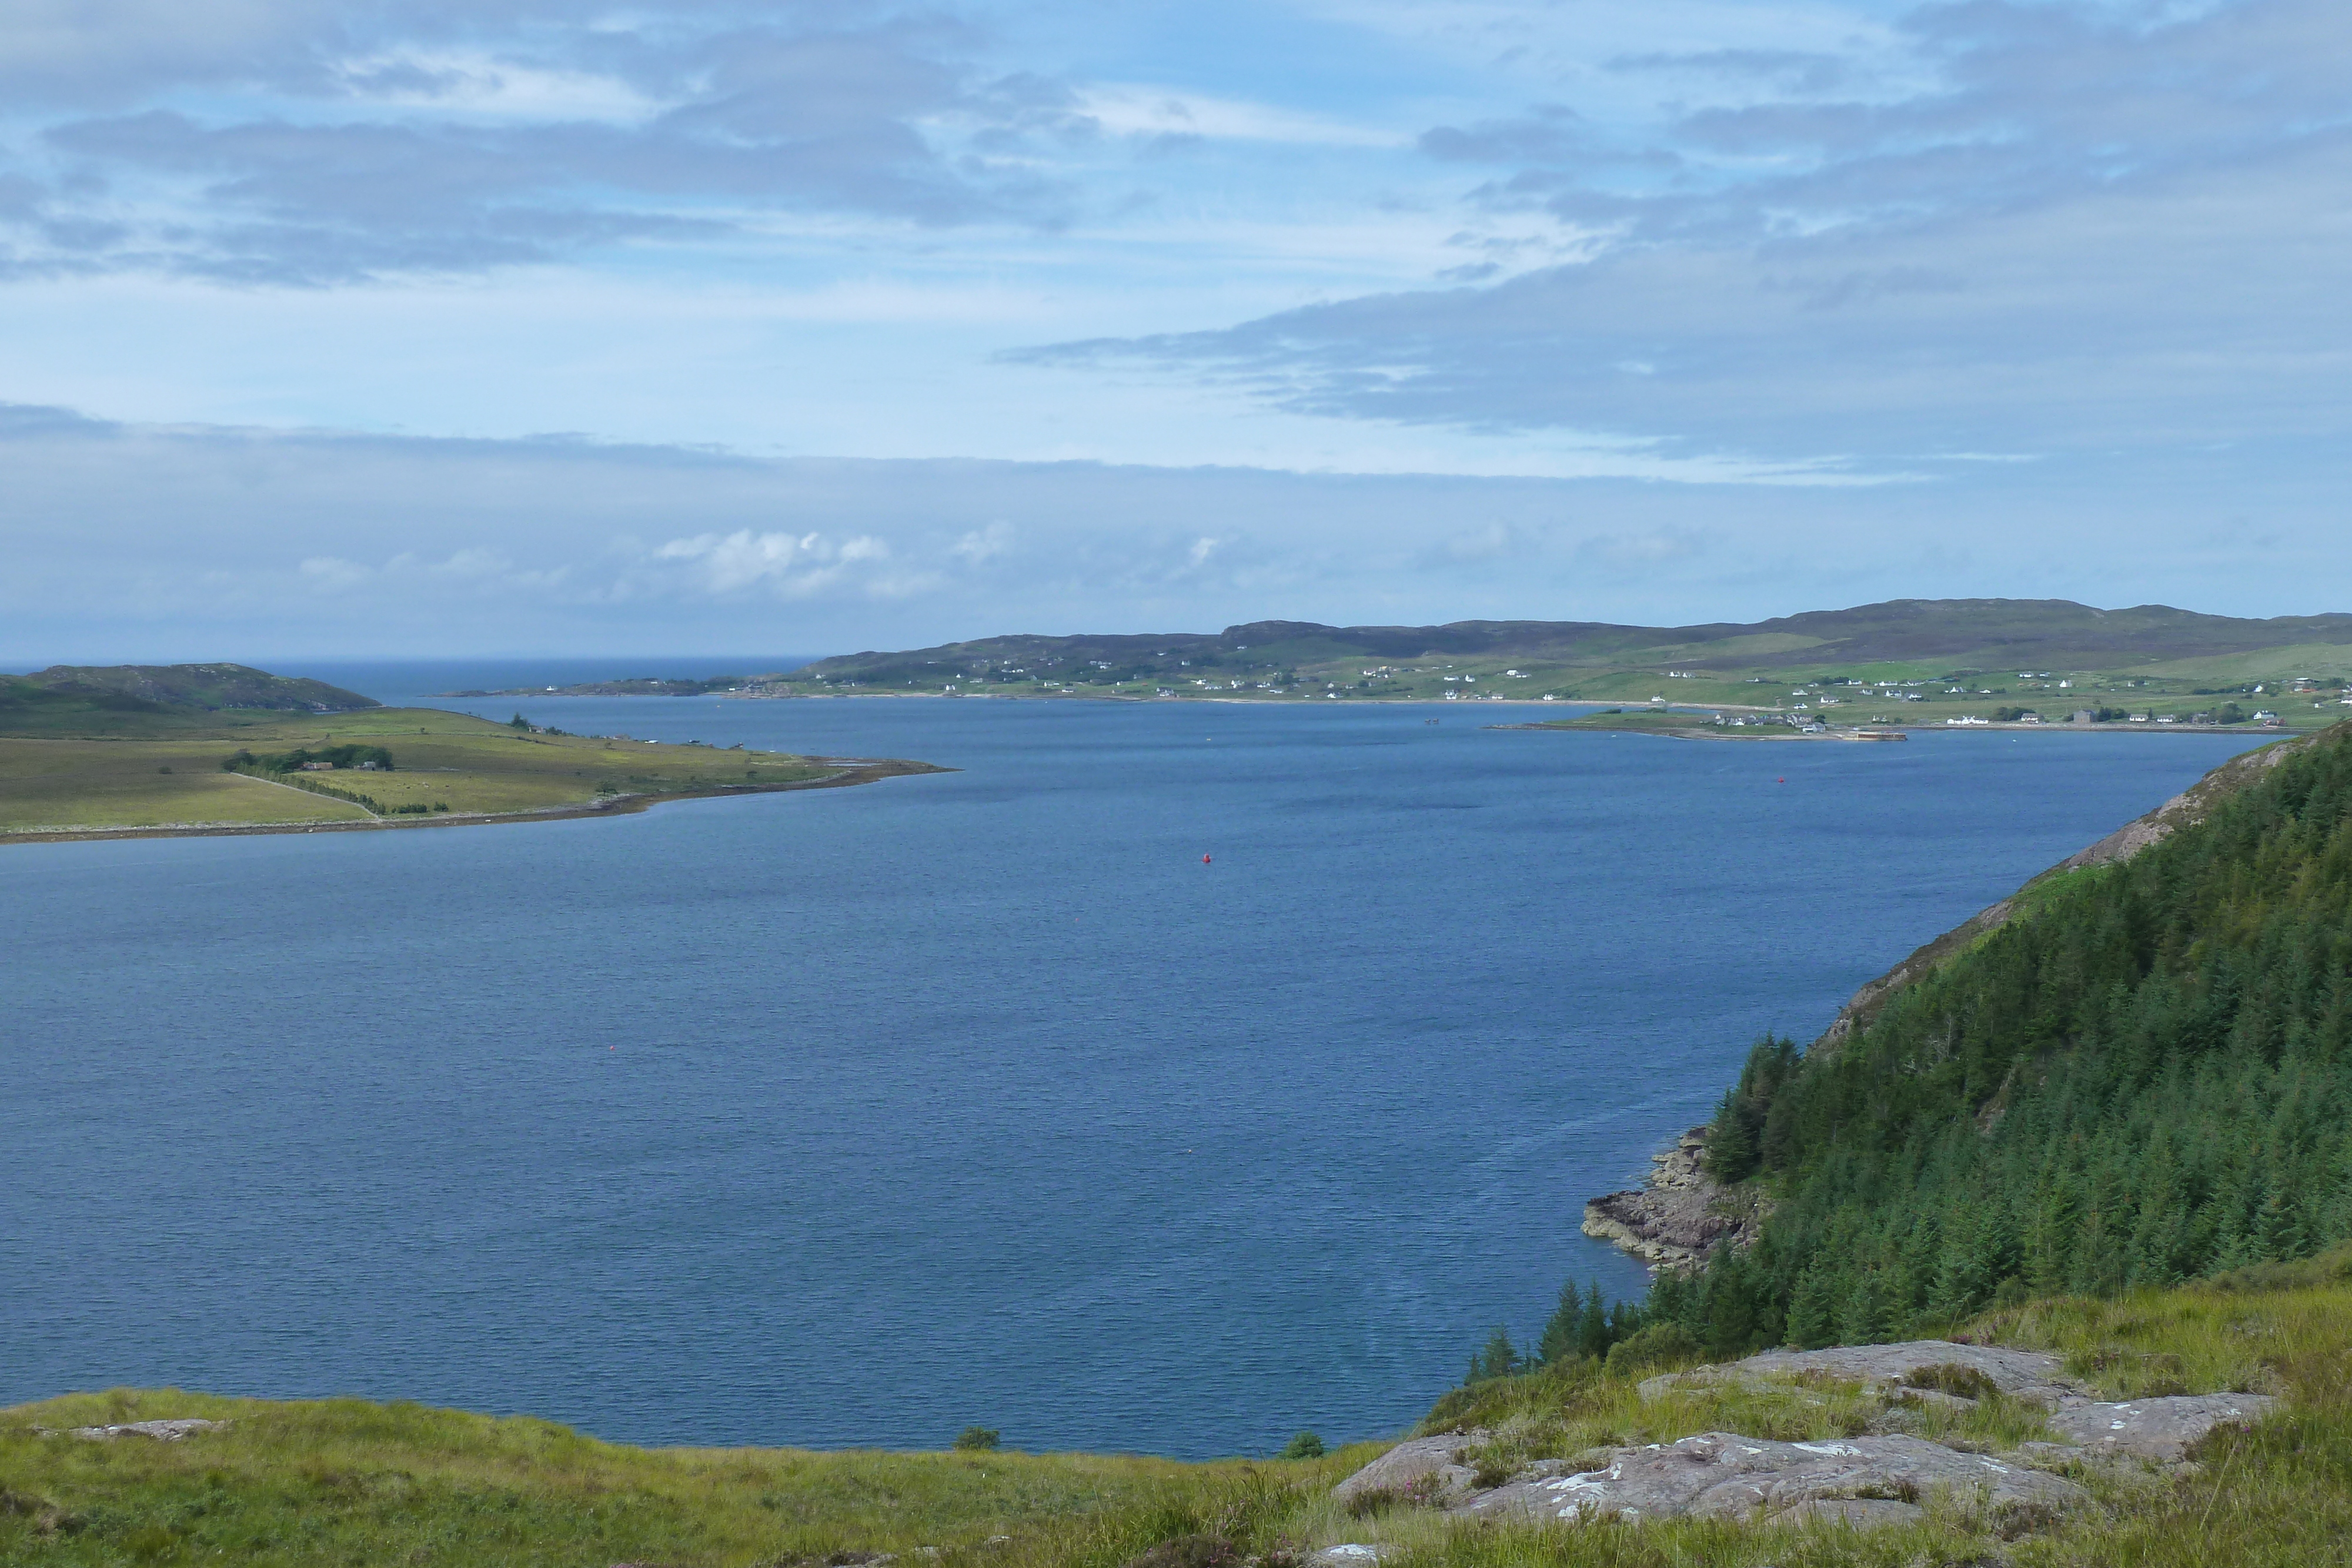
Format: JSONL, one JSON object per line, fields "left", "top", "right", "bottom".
{"left": 0, "top": 673, "right": 940, "bottom": 839}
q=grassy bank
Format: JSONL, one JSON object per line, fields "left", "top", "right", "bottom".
{"left": 0, "top": 708, "right": 929, "bottom": 837}
{"left": 0, "top": 1392, "right": 1358, "bottom": 1568}
{"left": 10, "top": 1253, "right": 2350, "bottom": 1566}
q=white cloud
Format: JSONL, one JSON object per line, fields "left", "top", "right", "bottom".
{"left": 327, "top": 49, "right": 670, "bottom": 125}
{"left": 951, "top": 521, "right": 1013, "bottom": 564}
{"left": 654, "top": 527, "right": 893, "bottom": 597}
{"left": 1074, "top": 85, "right": 1407, "bottom": 148}
{"left": 298, "top": 553, "right": 369, "bottom": 590}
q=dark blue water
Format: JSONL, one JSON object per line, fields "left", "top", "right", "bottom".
{"left": 1, "top": 673, "right": 2263, "bottom": 1457}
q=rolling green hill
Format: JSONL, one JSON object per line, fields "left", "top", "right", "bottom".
{"left": 18, "top": 663, "right": 378, "bottom": 711}
{"left": 0, "top": 663, "right": 379, "bottom": 735}
{"left": 750, "top": 599, "right": 2352, "bottom": 724}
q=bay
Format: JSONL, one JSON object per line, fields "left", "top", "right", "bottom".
{"left": 0, "top": 673, "right": 2264, "bottom": 1457}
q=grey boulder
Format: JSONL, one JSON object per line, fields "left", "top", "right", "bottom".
{"left": 1329, "top": 1433, "right": 1485, "bottom": 1506}
{"left": 1456, "top": 1431, "right": 2086, "bottom": 1527}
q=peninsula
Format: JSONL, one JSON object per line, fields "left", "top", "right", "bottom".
{"left": 0, "top": 664, "right": 941, "bottom": 842}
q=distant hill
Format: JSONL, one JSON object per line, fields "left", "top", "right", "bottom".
{"left": 0, "top": 664, "right": 380, "bottom": 736}
{"left": 15, "top": 663, "right": 379, "bottom": 714}
{"left": 796, "top": 600, "right": 2352, "bottom": 686}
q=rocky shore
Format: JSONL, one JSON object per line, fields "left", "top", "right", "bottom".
{"left": 1580, "top": 1128, "right": 1762, "bottom": 1271}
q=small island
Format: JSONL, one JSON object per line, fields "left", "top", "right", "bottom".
{"left": 0, "top": 664, "right": 942, "bottom": 844}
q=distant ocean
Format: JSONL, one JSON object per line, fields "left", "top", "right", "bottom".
{"left": 0, "top": 665, "right": 2265, "bottom": 1458}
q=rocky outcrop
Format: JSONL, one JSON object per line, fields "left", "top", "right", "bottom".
{"left": 1328, "top": 1433, "right": 1486, "bottom": 1507}
{"left": 1581, "top": 1128, "right": 1759, "bottom": 1270}
{"left": 2044, "top": 1394, "right": 2280, "bottom": 1463}
{"left": 1457, "top": 1432, "right": 2084, "bottom": 1530}
{"left": 1332, "top": 1339, "right": 2281, "bottom": 1537}
{"left": 1639, "top": 1341, "right": 2277, "bottom": 1463}
{"left": 1641, "top": 1342, "right": 2076, "bottom": 1407}
{"left": 44, "top": 1418, "right": 226, "bottom": 1441}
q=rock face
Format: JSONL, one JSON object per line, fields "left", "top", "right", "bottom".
{"left": 1581, "top": 1129, "right": 1757, "bottom": 1269}
{"left": 1328, "top": 1433, "right": 1486, "bottom": 1507}
{"left": 1458, "top": 1432, "right": 2085, "bottom": 1529}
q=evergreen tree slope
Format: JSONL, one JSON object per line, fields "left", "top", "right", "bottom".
{"left": 1661, "top": 722, "right": 2352, "bottom": 1354}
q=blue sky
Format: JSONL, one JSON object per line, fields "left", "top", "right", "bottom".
{"left": 2, "top": 0, "right": 2345, "bottom": 658}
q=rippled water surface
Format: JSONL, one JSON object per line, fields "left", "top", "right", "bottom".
{"left": 2, "top": 671, "right": 2262, "bottom": 1456}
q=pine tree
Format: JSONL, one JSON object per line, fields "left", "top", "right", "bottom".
{"left": 1575, "top": 1282, "right": 1611, "bottom": 1360}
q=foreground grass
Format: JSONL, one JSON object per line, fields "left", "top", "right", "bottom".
{"left": 0, "top": 708, "right": 866, "bottom": 833}
{"left": 0, "top": 1390, "right": 1357, "bottom": 1568}
{"left": 10, "top": 1255, "right": 2352, "bottom": 1566}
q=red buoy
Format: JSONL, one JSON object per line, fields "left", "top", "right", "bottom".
{"left": 1202, "top": 854, "right": 1212, "bottom": 864}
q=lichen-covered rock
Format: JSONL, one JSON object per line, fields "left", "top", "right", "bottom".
{"left": 1302, "top": 1547, "right": 1398, "bottom": 1567}
{"left": 1329, "top": 1433, "right": 1486, "bottom": 1507}
{"left": 1641, "top": 1341, "right": 2073, "bottom": 1408}
{"left": 1456, "top": 1432, "right": 2086, "bottom": 1528}
{"left": 2045, "top": 1395, "right": 2279, "bottom": 1463}
{"left": 50, "top": 1419, "right": 226, "bottom": 1442}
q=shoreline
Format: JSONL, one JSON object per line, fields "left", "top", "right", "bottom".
{"left": 1495, "top": 717, "right": 2295, "bottom": 740}
{"left": 0, "top": 757, "right": 947, "bottom": 848}
{"left": 469, "top": 687, "right": 2334, "bottom": 733}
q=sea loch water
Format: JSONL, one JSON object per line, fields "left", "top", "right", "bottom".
{"left": 2, "top": 682, "right": 2263, "bottom": 1457}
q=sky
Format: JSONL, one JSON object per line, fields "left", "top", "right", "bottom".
{"left": 1, "top": 0, "right": 2346, "bottom": 660}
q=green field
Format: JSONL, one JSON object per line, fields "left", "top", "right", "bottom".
{"left": 6, "top": 1256, "right": 2346, "bottom": 1567}
{"left": 0, "top": 708, "right": 923, "bottom": 837}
